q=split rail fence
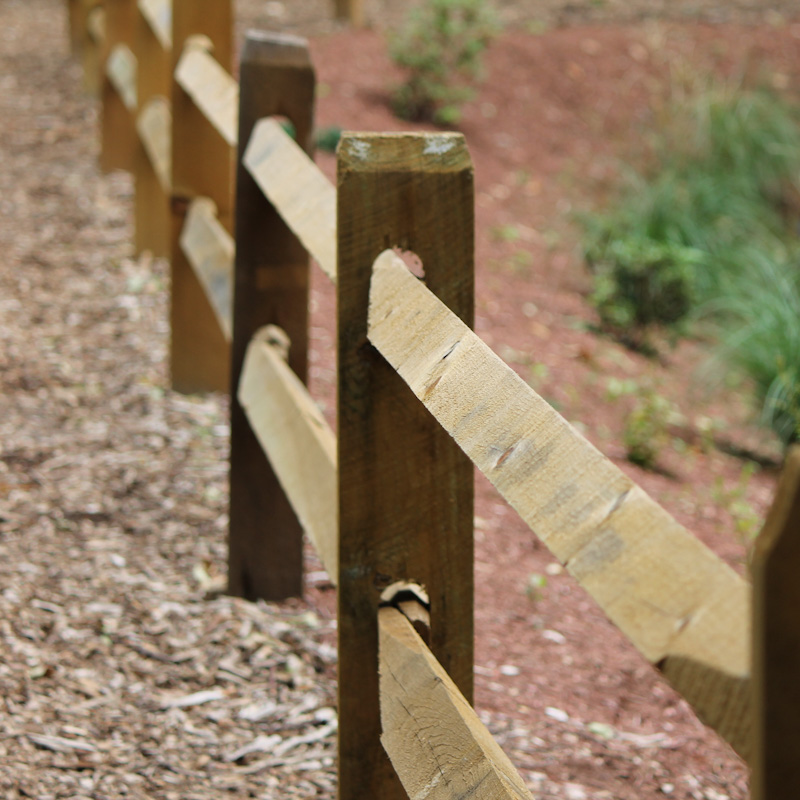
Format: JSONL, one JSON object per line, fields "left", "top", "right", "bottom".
{"left": 65, "top": 2, "right": 800, "bottom": 798}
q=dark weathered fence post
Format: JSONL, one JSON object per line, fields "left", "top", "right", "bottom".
{"left": 228, "top": 32, "right": 315, "bottom": 601}
{"left": 751, "top": 446, "right": 800, "bottom": 800}
{"left": 168, "top": 0, "right": 232, "bottom": 393}
{"left": 337, "top": 132, "right": 475, "bottom": 800}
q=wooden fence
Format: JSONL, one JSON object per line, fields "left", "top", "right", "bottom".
{"left": 65, "top": 2, "right": 800, "bottom": 799}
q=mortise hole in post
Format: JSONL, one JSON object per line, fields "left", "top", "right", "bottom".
{"left": 392, "top": 247, "right": 425, "bottom": 280}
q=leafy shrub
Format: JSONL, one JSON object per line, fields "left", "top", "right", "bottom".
{"left": 389, "top": 0, "right": 499, "bottom": 125}
{"left": 623, "top": 388, "right": 674, "bottom": 469}
{"left": 709, "top": 249, "right": 800, "bottom": 445}
{"left": 586, "top": 234, "right": 703, "bottom": 330}
{"left": 580, "top": 79, "right": 800, "bottom": 445}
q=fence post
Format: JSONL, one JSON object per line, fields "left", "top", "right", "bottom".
{"left": 133, "top": 0, "right": 171, "bottom": 257}
{"left": 67, "top": 0, "right": 99, "bottom": 54}
{"left": 337, "top": 132, "right": 475, "bottom": 800}
{"left": 99, "top": 0, "right": 137, "bottom": 173}
{"left": 168, "top": 0, "right": 232, "bottom": 393}
{"left": 334, "top": 0, "right": 365, "bottom": 26}
{"left": 751, "top": 446, "right": 800, "bottom": 800}
{"left": 228, "top": 32, "right": 315, "bottom": 601}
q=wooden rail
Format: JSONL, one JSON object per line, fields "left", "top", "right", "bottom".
{"left": 67, "top": 3, "right": 800, "bottom": 798}
{"left": 368, "top": 248, "right": 751, "bottom": 757}
{"left": 238, "top": 327, "right": 338, "bottom": 580}
{"left": 179, "top": 198, "right": 234, "bottom": 341}
{"left": 379, "top": 603, "right": 533, "bottom": 800}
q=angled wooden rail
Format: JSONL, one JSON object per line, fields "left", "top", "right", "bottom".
{"left": 138, "top": 0, "right": 171, "bottom": 49}
{"left": 380, "top": 603, "right": 533, "bottom": 800}
{"left": 105, "top": 43, "right": 137, "bottom": 110}
{"left": 136, "top": 97, "right": 171, "bottom": 191}
{"left": 174, "top": 41, "right": 238, "bottom": 148}
{"left": 244, "top": 118, "right": 337, "bottom": 282}
{"left": 367, "top": 247, "right": 751, "bottom": 759}
{"left": 179, "top": 198, "right": 234, "bottom": 341}
{"left": 238, "top": 327, "right": 338, "bottom": 581}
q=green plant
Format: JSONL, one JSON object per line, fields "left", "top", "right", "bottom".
{"left": 623, "top": 387, "right": 674, "bottom": 469}
{"left": 389, "top": 0, "right": 499, "bottom": 125}
{"left": 525, "top": 573, "right": 547, "bottom": 602}
{"left": 314, "top": 125, "right": 342, "bottom": 153}
{"left": 712, "top": 462, "right": 762, "bottom": 541}
{"left": 586, "top": 234, "right": 703, "bottom": 330}
{"left": 707, "top": 249, "right": 800, "bottom": 444}
{"left": 580, "top": 77, "right": 800, "bottom": 446}
{"left": 580, "top": 83, "right": 800, "bottom": 333}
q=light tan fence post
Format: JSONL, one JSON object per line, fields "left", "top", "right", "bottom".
{"left": 228, "top": 32, "right": 316, "bottom": 601}
{"left": 99, "top": 0, "right": 137, "bottom": 173}
{"left": 68, "top": 0, "right": 100, "bottom": 54}
{"left": 168, "top": 0, "right": 232, "bottom": 393}
{"left": 133, "top": 0, "right": 172, "bottom": 257}
{"left": 751, "top": 446, "right": 800, "bottom": 800}
{"left": 337, "top": 132, "right": 475, "bottom": 800}
{"left": 81, "top": 3, "right": 107, "bottom": 95}
{"left": 334, "top": 0, "right": 365, "bottom": 26}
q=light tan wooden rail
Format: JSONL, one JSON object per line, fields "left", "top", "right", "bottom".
{"left": 379, "top": 604, "right": 533, "bottom": 800}
{"left": 244, "top": 118, "right": 337, "bottom": 282}
{"left": 138, "top": 0, "right": 170, "bottom": 49}
{"left": 174, "top": 42, "right": 238, "bottom": 148}
{"left": 238, "top": 327, "right": 338, "bottom": 581}
{"left": 106, "top": 43, "right": 137, "bottom": 110}
{"left": 367, "top": 247, "right": 751, "bottom": 759}
{"left": 179, "top": 198, "right": 234, "bottom": 341}
{"left": 136, "top": 97, "right": 171, "bottom": 191}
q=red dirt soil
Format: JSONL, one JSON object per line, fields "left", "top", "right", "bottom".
{"left": 299, "top": 15, "right": 800, "bottom": 800}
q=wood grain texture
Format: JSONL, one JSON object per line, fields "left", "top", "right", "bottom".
{"left": 228, "top": 31, "right": 316, "bottom": 601}
{"left": 179, "top": 198, "right": 234, "bottom": 342}
{"left": 244, "top": 118, "right": 337, "bottom": 283}
{"left": 750, "top": 446, "right": 800, "bottom": 799}
{"left": 367, "top": 249, "right": 751, "bottom": 759}
{"left": 337, "top": 133, "right": 474, "bottom": 800}
{"left": 238, "top": 329, "right": 338, "bottom": 582}
{"left": 168, "top": 1, "right": 233, "bottom": 393}
{"left": 99, "top": 0, "right": 137, "bottom": 173}
{"left": 379, "top": 606, "right": 532, "bottom": 800}
{"left": 174, "top": 46, "right": 238, "bottom": 148}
